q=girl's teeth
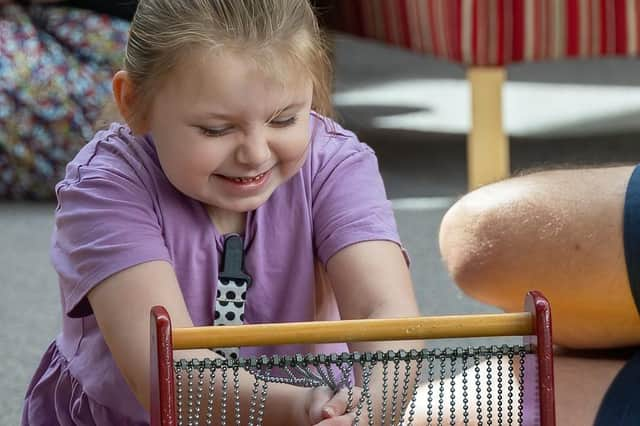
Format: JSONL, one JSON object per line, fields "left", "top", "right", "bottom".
{"left": 231, "top": 172, "right": 265, "bottom": 183}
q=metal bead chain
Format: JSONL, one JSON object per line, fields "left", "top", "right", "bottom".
{"left": 426, "top": 354, "right": 434, "bottom": 425}
{"left": 474, "top": 351, "right": 483, "bottom": 426}
{"left": 206, "top": 366, "right": 216, "bottom": 425}
{"left": 517, "top": 350, "right": 526, "bottom": 426}
{"left": 247, "top": 375, "right": 260, "bottom": 426}
{"left": 406, "top": 355, "right": 424, "bottom": 426}
{"left": 399, "top": 352, "right": 413, "bottom": 422}
{"left": 233, "top": 367, "right": 241, "bottom": 425}
{"left": 497, "top": 350, "right": 504, "bottom": 426}
{"left": 324, "top": 359, "right": 338, "bottom": 390}
{"left": 486, "top": 352, "right": 493, "bottom": 425}
{"left": 390, "top": 356, "right": 401, "bottom": 425}
{"left": 507, "top": 352, "right": 515, "bottom": 425}
{"left": 220, "top": 365, "right": 228, "bottom": 426}
{"left": 256, "top": 380, "right": 268, "bottom": 425}
{"left": 380, "top": 354, "right": 389, "bottom": 425}
{"left": 176, "top": 364, "right": 184, "bottom": 426}
{"left": 449, "top": 351, "right": 457, "bottom": 426}
{"left": 311, "top": 355, "right": 334, "bottom": 391}
{"left": 169, "top": 346, "right": 533, "bottom": 426}
{"left": 365, "top": 361, "right": 376, "bottom": 426}
{"left": 339, "top": 361, "right": 355, "bottom": 411}
{"left": 438, "top": 352, "right": 446, "bottom": 425}
{"left": 352, "top": 361, "right": 372, "bottom": 426}
{"left": 461, "top": 353, "right": 469, "bottom": 426}
{"left": 187, "top": 365, "right": 194, "bottom": 426}
{"left": 196, "top": 363, "right": 205, "bottom": 425}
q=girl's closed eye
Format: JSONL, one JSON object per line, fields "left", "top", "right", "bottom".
{"left": 269, "top": 115, "right": 297, "bottom": 128}
{"left": 197, "top": 116, "right": 297, "bottom": 138}
{"left": 198, "top": 125, "right": 233, "bottom": 138}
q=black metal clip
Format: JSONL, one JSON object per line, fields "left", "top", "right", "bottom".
{"left": 218, "top": 234, "right": 251, "bottom": 287}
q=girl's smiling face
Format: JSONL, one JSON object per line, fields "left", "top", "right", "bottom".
{"left": 142, "top": 50, "right": 314, "bottom": 214}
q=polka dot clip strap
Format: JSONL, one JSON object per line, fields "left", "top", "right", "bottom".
{"left": 214, "top": 234, "right": 251, "bottom": 359}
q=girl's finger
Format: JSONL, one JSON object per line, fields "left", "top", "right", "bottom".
{"left": 321, "top": 387, "right": 350, "bottom": 419}
{"left": 308, "top": 386, "right": 336, "bottom": 423}
{"left": 314, "top": 411, "right": 356, "bottom": 426}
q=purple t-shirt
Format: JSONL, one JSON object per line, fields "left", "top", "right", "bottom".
{"left": 22, "top": 113, "right": 405, "bottom": 425}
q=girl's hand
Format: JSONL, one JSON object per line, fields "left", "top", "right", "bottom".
{"left": 297, "top": 386, "right": 362, "bottom": 425}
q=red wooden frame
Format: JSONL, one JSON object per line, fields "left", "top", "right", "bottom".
{"left": 150, "top": 306, "right": 177, "bottom": 426}
{"left": 525, "top": 291, "right": 556, "bottom": 426}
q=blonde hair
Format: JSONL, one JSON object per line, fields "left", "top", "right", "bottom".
{"left": 120, "top": 0, "right": 333, "bottom": 128}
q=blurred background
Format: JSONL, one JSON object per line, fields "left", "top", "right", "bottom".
{"left": 3, "top": 1, "right": 640, "bottom": 424}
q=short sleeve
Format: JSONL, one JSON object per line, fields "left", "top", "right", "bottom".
{"left": 52, "top": 169, "right": 172, "bottom": 318}
{"left": 311, "top": 129, "right": 406, "bottom": 266}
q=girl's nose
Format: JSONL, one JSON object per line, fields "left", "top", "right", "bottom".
{"left": 235, "top": 130, "right": 271, "bottom": 168}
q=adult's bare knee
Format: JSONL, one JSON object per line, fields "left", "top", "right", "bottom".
{"left": 439, "top": 190, "right": 512, "bottom": 307}
{"left": 438, "top": 176, "right": 550, "bottom": 312}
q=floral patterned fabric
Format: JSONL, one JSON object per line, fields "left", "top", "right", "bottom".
{"left": 0, "top": 4, "right": 129, "bottom": 200}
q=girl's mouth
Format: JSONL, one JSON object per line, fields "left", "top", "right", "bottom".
{"left": 224, "top": 171, "right": 267, "bottom": 183}
{"left": 216, "top": 169, "right": 272, "bottom": 187}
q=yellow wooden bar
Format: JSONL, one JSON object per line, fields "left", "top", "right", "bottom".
{"left": 172, "top": 313, "right": 533, "bottom": 350}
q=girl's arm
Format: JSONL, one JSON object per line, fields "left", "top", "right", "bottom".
{"left": 87, "top": 260, "right": 352, "bottom": 425}
{"left": 325, "top": 240, "right": 424, "bottom": 419}
{"left": 326, "top": 240, "right": 422, "bottom": 345}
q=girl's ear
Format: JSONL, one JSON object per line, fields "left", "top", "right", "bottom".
{"left": 112, "top": 70, "right": 150, "bottom": 135}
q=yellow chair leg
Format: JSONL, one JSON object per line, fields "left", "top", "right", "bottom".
{"left": 467, "top": 67, "right": 509, "bottom": 189}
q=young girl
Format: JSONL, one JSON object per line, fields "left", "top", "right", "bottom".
{"left": 21, "top": 0, "right": 421, "bottom": 424}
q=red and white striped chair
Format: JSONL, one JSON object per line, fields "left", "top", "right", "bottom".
{"left": 325, "top": 0, "right": 640, "bottom": 188}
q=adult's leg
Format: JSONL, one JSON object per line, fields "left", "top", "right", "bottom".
{"left": 592, "top": 349, "right": 640, "bottom": 425}
{"left": 554, "top": 350, "right": 628, "bottom": 425}
{"left": 439, "top": 166, "right": 640, "bottom": 349}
